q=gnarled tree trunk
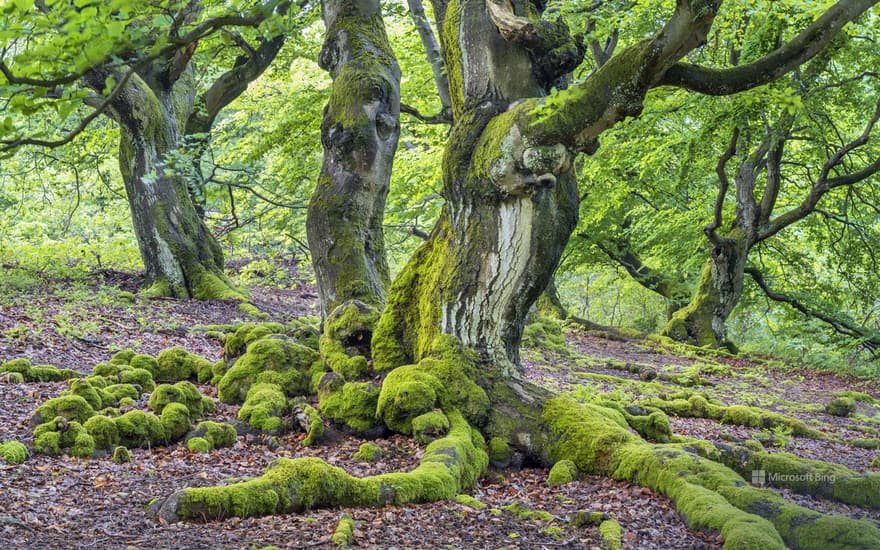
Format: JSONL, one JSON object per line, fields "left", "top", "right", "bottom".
{"left": 306, "top": 0, "right": 401, "bottom": 318}
{"left": 87, "top": 68, "right": 242, "bottom": 300}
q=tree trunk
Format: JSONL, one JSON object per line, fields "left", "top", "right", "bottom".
{"left": 662, "top": 231, "right": 749, "bottom": 348}
{"left": 306, "top": 0, "right": 401, "bottom": 318}
{"left": 89, "top": 68, "right": 243, "bottom": 300}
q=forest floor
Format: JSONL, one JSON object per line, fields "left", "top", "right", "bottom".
{"left": 1, "top": 263, "right": 879, "bottom": 549}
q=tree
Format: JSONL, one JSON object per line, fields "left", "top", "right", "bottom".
{"left": 0, "top": 1, "right": 292, "bottom": 298}
{"left": 662, "top": 64, "right": 880, "bottom": 348}
{"left": 150, "top": 2, "right": 880, "bottom": 547}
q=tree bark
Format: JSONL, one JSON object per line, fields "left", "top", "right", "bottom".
{"left": 86, "top": 68, "right": 242, "bottom": 299}
{"left": 306, "top": 0, "right": 401, "bottom": 319}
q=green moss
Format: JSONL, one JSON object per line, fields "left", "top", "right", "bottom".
{"left": 84, "top": 415, "right": 120, "bottom": 450}
{"left": 157, "top": 410, "right": 487, "bottom": 521}
{"left": 412, "top": 409, "right": 450, "bottom": 443}
{"left": 85, "top": 375, "right": 112, "bottom": 390}
{"left": 30, "top": 395, "right": 95, "bottom": 427}
{"left": 129, "top": 354, "right": 159, "bottom": 377}
{"left": 115, "top": 410, "right": 165, "bottom": 448}
{"left": 543, "top": 397, "right": 880, "bottom": 550}
{"left": 547, "top": 459, "right": 578, "bottom": 486}
{"left": 331, "top": 514, "right": 356, "bottom": 549}
{"left": 92, "top": 362, "right": 124, "bottom": 377}
{"left": 112, "top": 446, "right": 131, "bottom": 463}
{"left": 155, "top": 347, "right": 213, "bottom": 383}
{"left": 29, "top": 365, "right": 81, "bottom": 382}
{"left": 1, "top": 371, "right": 24, "bottom": 383}
{"left": 352, "top": 442, "right": 382, "bottom": 462}
{"left": 872, "top": 456, "right": 880, "bottom": 469}
{"left": 454, "top": 494, "right": 486, "bottom": 509}
{"left": 834, "top": 391, "right": 876, "bottom": 404}
{"left": 488, "top": 436, "right": 512, "bottom": 466}
{"left": 598, "top": 519, "right": 622, "bottom": 550}
{"left": 238, "top": 302, "right": 270, "bottom": 319}
{"left": 65, "top": 379, "right": 104, "bottom": 410}
{"left": 0, "top": 440, "right": 27, "bottom": 464}
{"left": 297, "top": 403, "right": 324, "bottom": 447}
{"left": 318, "top": 380, "right": 381, "bottom": 434}
{"left": 190, "top": 421, "right": 237, "bottom": 449}
{"left": 120, "top": 367, "right": 157, "bottom": 392}
{"left": 218, "top": 338, "right": 317, "bottom": 404}
{"left": 826, "top": 397, "right": 856, "bottom": 417}
{"left": 103, "top": 383, "right": 141, "bottom": 405}
{"left": 191, "top": 269, "right": 247, "bottom": 301}
{"left": 238, "top": 383, "right": 287, "bottom": 433}
{"left": 223, "top": 322, "right": 287, "bottom": 359}
{"left": 33, "top": 417, "right": 94, "bottom": 457}
{"left": 148, "top": 381, "right": 204, "bottom": 417}
{"left": 161, "top": 403, "right": 193, "bottom": 442}
{"left": 320, "top": 301, "right": 380, "bottom": 380}
{"left": 109, "top": 350, "right": 135, "bottom": 365}
{"left": 187, "top": 436, "right": 211, "bottom": 452}
{"left": 503, "top": 501, "right": 555, "bottom": 522}
{"left": 522, "top": 315, "right": 568, "bottom": 353}
{"left": 376, "top": 336, "right": 489, "bottom": 434}
{"left": 211, "top": 360, "right": 227, "bottom": 386}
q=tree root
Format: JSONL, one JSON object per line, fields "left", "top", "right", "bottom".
{"left": 147, "top": 410, "right": 487, "bottom": 521}
{"left": 543, "top": 397, "right": 880, "bottom": 550}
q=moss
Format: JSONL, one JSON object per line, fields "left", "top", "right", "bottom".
{"left": 84, "top": 415, "right": 120, "bottom": 450}
{"left": 30, "top": 395, "right": 95, "bottom": 427}
{"left": 0, "top": 357, "right": 30, "bottom": 374}
{"left": 28, "top": 365, "right": 81, "bottom": 382}
{"left": 239, "top": 383, "right": 287, "bottom": 433}
{"left": 544, "top": 397, "right": 880, "bottom": 550}
{"left": 149, "top": 381, "right": 204, "bottom": 417}
{"left": 503, "top": 501, "right": 555, "bottom": 522}
{"left": 129, "top": 354, "right": 159, "bottom": 377}
{"left": 211, "top": 360, "right": 227, "bottom": 385}
{"left": 92, "top": 362, "right": 124, "bottom": 377}
{"left": 112, "top": 446, "right": 131, "bottom": 463}
{"left": 547, "top": 459, "right": 578, "bottom": 486}
{"left": 110, "top": 350, "right": 135, "bottom": 365}
{"left": 376, "top": 336, "right": 489, "bottom": 434}
{"left": 331, "top": 514, "right": 356, "bottom": 549}
{"left": 120, "top": 367, "right": 157, "bottom": 392}
{"left": 598, "top": 519, "right": 622, "bottom": 550}
{"left": 298, "top": 403, "right": 324, "bottom": 447}
{"left": 103, "top": 383, "right": 141, "bottom": 405}
{"left": 155, "top": 410, "right": 487, "bottom": 521}
{"left": 352, "top": 442, "right": 383, "bottom": 462}
{"left": 0, "top": 440, "right": 27, "bottom": 464}
{"left": 223, "top": 322, "right": 287, "bottom": 359}
{"left": 187, "top": 436, "right": 211, "bottom": 452}
{"left": 522, "top": 314, "right": 568, "bottom": 353}
{"left": 115, "top": 410, "right": 165, "bottom": 448}
{"left": 218, "top": 338, "right": 317, "bottom": 404}
{"left": 238, "top": 302, "right": 270, "bottom": 319}
{"left": 320, "top": 301, "right": 380, "bottom": 380}
{"left": 1, "top": 371, "right": 24, "bottom": 383}
{"left": 826, "top": 397, "right": 856, "bottom": 417}
{"left": 155, "top": 347, "right": 213, "bottom": 383}
{"left": 65, "top": 379, "right": 104, "bottom": 410}
{"left": 190, "top": 421, "right": 237, "bottom": 449}
{"left": 454, "top": 493, "right": 486, "bottom": 509}
{"left": 412, "top": 409, "right": 450, "bottom": 443}
{"left": 872, "top": 456, "right": 880, "bottom": 469}
{"left": 319, "top": 380, "right": 381, "bottom": 434}
{"left": 834, "top": 391, "right": 876, "bottom": 404}
{"left": 33, "top": 417, "right": 95, "bottom": 457}
{"left": 161, "top": 403, "right": 193, "bottom": 442}
{"left": 488, "top": 436, "right": 513, "bottom": 466}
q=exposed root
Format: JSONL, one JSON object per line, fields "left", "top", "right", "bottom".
{"left": 147, "top": 410, "right": 487, "bottom": 521}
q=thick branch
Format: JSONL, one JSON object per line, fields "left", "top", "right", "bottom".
{"left": 406, "top": 0, "right": 451, "bottom": 114}
{"left": 658, "top": 0, "right": 878, "bottom": 95}
{"left": 746, "top": 267, "right": 880, "bottom": 352}
{"left": 705, "top": 128, "right": 739, "bottom": 245}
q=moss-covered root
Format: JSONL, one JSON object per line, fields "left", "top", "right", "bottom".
{"left": 331, "top": 514, "right": 356, "bottom": 549}
{"left": 147, "top": 410, "right": 487, "bottom": 521}
{"left": 319, "top": 300, "right": 380, "bottom": 380}
{"left": 598, "top": 518, "right": 623, "bottom": 550}
{"left": 544, "top": 398, "right": 880, "bottom": 550}
{"left": 679, "top": 437, "right": 880, "bottom": 509}
{"left": 0, "top": 358, "right": 80, "bottom": 382}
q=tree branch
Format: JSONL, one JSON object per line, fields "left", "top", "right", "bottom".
{"left": 705, "top": 127, "right": 739, "bottom": 245}
{"left": 658, "top": 0, "right": 878, "bottom": 95}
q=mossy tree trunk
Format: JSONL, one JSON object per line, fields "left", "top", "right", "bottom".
{"left": 663, "top": 81, "right": 880, "bottom": 348}
{"left": 306, "top": 0, "right": 402, "bottom": 318}
{"left": 84, "top": 64, "right": 242, "bottom": 300}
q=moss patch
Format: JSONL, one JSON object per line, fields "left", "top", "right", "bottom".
{"left": 0, "top": 440, "right": 27, "bottom": 464}
{"left": 218, "top": 338, "right": 317, "bottom": 404}
{"left": 238, "top": 383, "right": 287, "bottom": 433}
{"left": 352, "top": 442, "right": 383, "bottom": 462}
{"left": 547, "top": 459, "right": 578, "bottom": 486}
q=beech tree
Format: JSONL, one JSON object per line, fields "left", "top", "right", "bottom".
{"left": 0, "top": 1, "right": 292, "bottom": 299}
{"left": 149, "top": 2, "right": 880, "bottom": 548}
